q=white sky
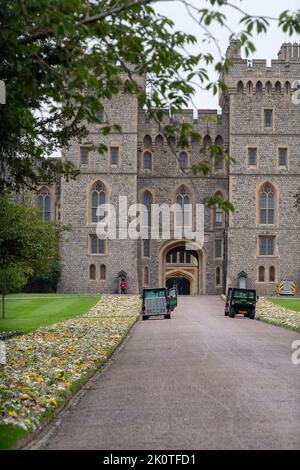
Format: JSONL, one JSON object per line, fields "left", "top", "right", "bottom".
{"left": 52, "top": 0, "right": 299, "bottom": 157}
{"left": 155, "top": 0, "right": 300, "bottom": 109}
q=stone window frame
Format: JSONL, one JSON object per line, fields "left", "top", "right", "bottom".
{"left": 87, "top": 179, "right": 110, "bottom": 226}
{"left": 277, "top": 146, "right": 289, "bottom": 170}
{"left": 142, "top": 239, "right": 151, "bottom": 259}
{"left": 177, "top": 150, "right": 190, "bottom": 172}
{"left": 257, "top": 266, "right": 266, "bottom": 283}
{"left": 257, "top": 235, "right": 276, "bottom": 257}
{"left": 100, "top": 264, "right": 106, "bottom": 281}
{"left": 215, "top": 238, "right": 223, "bottom": 260}
{"left": 215, "top": 266, "right": 222, "bottom": 287}
{"left": 143, "top": 266, "right": 150, "bottom": 287}
{"left": 88, "top": 234, "right": 108, "bottom": 256}
{"left": 36, "top": 185, "right": 54, "bottom": 223}
{"left": 214, "top": 136, "right": 225, "bottom": 175}
{"left": 256, "top": 181, "right": 279, "bottom": 228}
{"left": 174, "top": 184, "right": 193, "bottom": 230}
{"left": 109, "top": 145, "right": 121, "bottom": 168}
{"left": 96, "top": 110, "right": 105, "bottom": 124}
{"left": 246, "top": 145, "right": 258, "bottom": 169}
{"left": 269, "top": 266, "right": 276, "bottom": 283}
{"left": 212, "top": 190, "right": 226, "bottom": 229}
{"left": 79, "top": 144, "right": 91, "bottom": 167}
{"left": 263, "top": 108, "right": 274, "bottom": 131}
{"left": 89, "top": 264, "right": 96, "bottom": 281}
{"left": 257, "top": 265, "right": 276, "bottom": 283}
{"left": 140, "top": 188, "right": 154, "bottom": 229}
{"left": 142, "top": 151, "right": 153, "bottom": 171}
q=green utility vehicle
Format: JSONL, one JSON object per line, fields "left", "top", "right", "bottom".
{"left": 225, "top": 288, "right": 258, "bottom": 320}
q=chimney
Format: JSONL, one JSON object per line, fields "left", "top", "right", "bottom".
{"left": 225, "top": 39, "right": 242, "bottom": 60}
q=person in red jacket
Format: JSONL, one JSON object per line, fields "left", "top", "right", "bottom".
{"left": 120, "top": 278, "right": 127, "bottom": 294}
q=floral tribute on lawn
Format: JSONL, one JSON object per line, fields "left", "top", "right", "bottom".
{"left": 256, "top": 297, "right": 300, "bottom": 332}
{"left": 0, "top": 296, "right": 140, "bottom": 434}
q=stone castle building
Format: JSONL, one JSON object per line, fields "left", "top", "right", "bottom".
{"left": 37, "top": 42, "right": 300, "bottom": 296}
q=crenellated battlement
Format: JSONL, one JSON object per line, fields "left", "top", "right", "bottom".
{"left": 220, "top": 41, "right": 300, "bottom": 104}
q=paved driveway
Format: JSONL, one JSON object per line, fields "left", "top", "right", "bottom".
{"left": 42, "top": 296, "right": 300, "bottom": 450}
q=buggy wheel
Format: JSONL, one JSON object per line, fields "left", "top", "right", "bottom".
{"left": 229, "top": 309, "right": 235, "bottom": 318}
{"left": 225, "top": 310, "right": 229, "bottom": 317}
{"left": 142, "top": 315, "right": 149, "bottom": 321}
{"left": 249, "top": 309, "right": 255, "bottom": 320}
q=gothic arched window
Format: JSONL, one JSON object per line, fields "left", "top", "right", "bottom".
{"left": 266, "top": 81, "right": 272, "bottom": 95}
{"left": 176, "top": 186, "right": 191, "bottom": 227}
{"left": 260, "top": 183, "right": 275, "bottom": 225}
{"left": 91, "top": 181, "right": 106, "bottom": 223}
{"left": 143, "top": 135, "right": 152, "bottom": 149}
{"left": 37, "top": 187, "right": 51, "bottom": 222}
{"left": 275, "top": 81, "right": 282, "bottom": 94}
{"left": 155, "top": 135, "right": 164, "bottom": 147}
{"left": 203, "top": 135, "right": 212, "bottom": 148}
{"left": 237, "top": 81, "right": 244, "bottom": 93}
{"left": 247, "top": 81, "right": 253, "bottom": 94}
{"left": 256, "top": 81, "right": 263, "bottom": 93}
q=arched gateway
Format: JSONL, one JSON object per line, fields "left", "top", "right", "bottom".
{"left": 159, "top": 240, "right": 206, "bottom": 295}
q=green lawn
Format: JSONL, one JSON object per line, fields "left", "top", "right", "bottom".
{"left": 0, "top": 294, "right": 101, "bottom": 333}
{"left": 270, "top": 298, "right": 300, "bottom": 313}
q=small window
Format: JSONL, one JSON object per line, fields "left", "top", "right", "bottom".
{"left": 100, "top": 264, "right": 106, "bottom": 280}
{"left": 89, "top": 264, "right": 96, "bottom": 280}
{"left": 216, "top": 267, "right": 221, "bottom": 287}
{"left": 90, "top": 235, "right": 106, "bottom": 255}
{"left": 144, "top": 266, "right": 149, "bottom": 286}
{"left": 214, "top": 205, "right": 223, "bottom": 226}
{"left": 110, "top": 147, "right": 119, "bottom": 166}
{"left": 143, "top": 191, "right": 152, "bottom": 227}
{"left": 259, "top": 237, "right": 275, "bottom": 256}
{"left": 143, "top": 152, "right": 152, "bottom": 170}
{"left": 186, "top": 253, "right": 191, "bottom": 264}
{"left": 215, "top": 158, "right": 223, "bottom": 173}
{"left": 179, "top": 251, "right": 185, "bottom": 264}
{"left": 278, "top": 148, "right": 287, "bottom": 168}
{"left": 155, "top": 135, "right": 164, "bottom": 147}
{"left": 269, "top": 266, "right": 276, "bottom": 283}
{"left": 179, "top": 152, "right": 188, "bottom": 170}
{"left": 143, "top": 240, "right": 150, "bottom": 258}
{"left": 96, "top": 110, "right": 104, "bottom": 124}
{"left": 215, "top": 239, "right": 223, "bottom": 259}
{"left": 80, "top": 146, "right": 89, "bottom": 165}
{"left": 264, "top": 110, "right": 273, "bottom": 128}
{"left": 258, "top": 266, "right": 265, "bottom": 282}
{"left": 143, "top": 135, "right": 152, "bottom": 149}
{"left": 248, "top": 148, "right": 257, "bottom": 167}
{"left": 171, "top": 252, "right": 177, "bottom": 263}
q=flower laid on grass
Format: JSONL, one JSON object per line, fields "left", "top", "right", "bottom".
{"left": 256, "top": 297, "right": 300, "bottom": 332}
{"left": 0, "top": 295, "right": 141, "bottom": 434}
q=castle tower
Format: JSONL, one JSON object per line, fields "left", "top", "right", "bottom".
{"left": 59, "top": 74, "right": 145, "bottom": 294}
{"left": 221, "top": 42, "right": 300, "bottom": 294}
